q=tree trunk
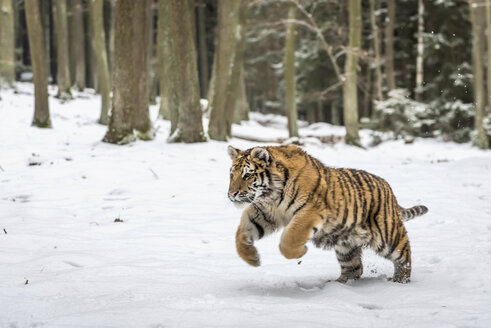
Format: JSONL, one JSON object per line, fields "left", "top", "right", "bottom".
{"left": 146, "top": 0, "right": 157, "bottom": 106}
{"left": 0, "top": 0, "right": 16, "bottom": 88}
{"left": 234, "top": 67, "right": 250, "bottom": 123}
{"left": 109, "top": 0, "right": 116, "bottom": 77}
{"left": 208, "top": 0, "right": 241, "bottom": 141}
{"left": 54, "top": 0, "right": 72, "bottom": 99}
{"left": 343, "top": 0, "right": 362, "bottom": 146}
{"left": 72, "top": 0, "right": 85, "bottom": 91}
{"left": 284, "top": 2, "right": 299, "bottom": 138}
{"left": 157, "top": 0, "right": 170, "bottom": 120}
{"left": 25, "top": 0, "right": 51, "bottom": 127}
{"left": 131, "top": 0, "right": 152, "bottom": 139}
{"left": 363, "top": 55, "right": 373, "bottom": 119}
{"left": 369, "top": 0, "right": 383, "bottom": 101}
{"left": 90, "top": 0, "right": 111, "bottom": 125}
{"left": 197, "top": 0, "right": 209, "bottom": 98}
{"left": 331, "top": 100, "right": 340, "bottom": 125}
{"left": 41, "top": 0, "right": 51, "bottom": 83}
{"left": 486, "top": 0, "right": 491, "bottom": 113}
{"left": 415, "top": 0, "right": 424, "bottom": 102}
{"left": 163, "top": 0, "right": 205, "bottom": 143}
{"left": 470, "top": 0, "right": 489, "bottom": 149}
{"left": 385, "top": 0, "right": 396, "bottom": 92}
{"left": 103, "top": 0, "right": 135, "bottom": 144}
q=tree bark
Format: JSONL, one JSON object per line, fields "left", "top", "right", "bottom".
{"left": 109, "top": 0, "right": 116, "bottom": 79}
{"left": 54, "top": 0, "right": 72, "bottom": 99}
{"left": 470, "top": 0, "right": 489, "bottom": 149}
{"left": 369, "top": 0, "right": 383, "bottom": 101}
{"left": 90, "top": 0, "right": 111, "bottom": 125}
{"left": 103, "top": 0, "right": 135, "bottom": 144}
{"left": 486, "top": 0, "right": 491, "bottom": 113}
{"left": 163, "top": 0, "right": 205, "bottom": 143}
{"left": 0, "top": 0, "right": 16, "bottom": 88}
{"left": 415, "top": 0, "right": 424, "bottom": 102}
{"left": 72, "top": 0, "right": 85, "bottom": 91}
{"left": 284, "top": 2, "right": 299, "bottom": 138}
{"left": 208, "top": 0, "right": 241, "bottom": 141}
{"left": 131, "top": 0, "right": 152, "bottom": 138}
{"left": 25, "top": 0, "right": 51, "bottom": 127}
{"left": 234, "top": 67, "right": 250, "bottom": 123}
{"left": 197, "top": 0, "right": 209, "bottom": 98}
{"left": 157, "top": 0, "right": 170, "bottom": 120}
{"left": 146, "top": 0, "right": 157, "bottom": 106}
{"left": 40, "top": 0, "right": 51, "bottom": 82}
{"left": 343, "top": 0, "right": 361, "bottom": 146}
{"left": 385, "top": 0, "right": 396, "bottom": 91}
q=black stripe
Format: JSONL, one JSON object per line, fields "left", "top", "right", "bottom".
{"left": 336, "top": 247, "right": 359, "bottom": 262}
{"left": 249, "top": 216, "right": 264, "bottom": 239}
{"left": 287, "top": 187, "right": 300, "bottom": 210}
{"left": 393, "top": 241, "right": 409, "bottom": 262}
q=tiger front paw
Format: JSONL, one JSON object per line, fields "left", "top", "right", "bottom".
{"left": 279, "top": 242, "right": 308, "bottom": 260}
{"left": 236, "top": 231, "right": 261, "bottom": 267}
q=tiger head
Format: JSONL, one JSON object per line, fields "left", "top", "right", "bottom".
{"left": 227, "top": 146, "right": 274, "bottom": 204}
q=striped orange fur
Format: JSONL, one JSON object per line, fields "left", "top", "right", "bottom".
{"left": 227, "top": 145, "right": 428, "bottom": 283}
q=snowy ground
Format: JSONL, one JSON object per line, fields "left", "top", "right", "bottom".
{"left": 1, "top": 84, "right": 491, "bottom": 327}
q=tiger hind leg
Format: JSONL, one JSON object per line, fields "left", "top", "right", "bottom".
{"left": 334, "top": 244, "right": 363, "bottom": 283}
{"left": 374, "top": 227, "right": 412, "bottom": 283}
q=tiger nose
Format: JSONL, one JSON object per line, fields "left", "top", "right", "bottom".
{"left": 229, "top": 191, "right": 239, "bottom": 198}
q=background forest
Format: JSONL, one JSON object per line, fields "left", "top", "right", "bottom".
{"left": 1, "top": 0, "right": 491, "bottom": 149}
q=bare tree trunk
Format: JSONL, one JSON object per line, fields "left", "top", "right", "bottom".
{"left": 369, "top": 0, "right": 383, "bottom": 101}
{"left": 234, "top": 67, "right": 250, "bottom": 123}
{"left": 343, "top": 0, "right": 361, "bottom": 146}
{"left": 284, "top": 2, "right": 299, "bottom": 138}
{"left": 90, "top": 0, "right": 111, "bottom": 125}
{"left": 157, "top": 0, "right": 170, "bottom": 120}
{"left": 146, "top": 1, "right": 157, "bottom": 106}
{"left": 197, "top": 0, "right": 209, "bottom": 98}
{"left": 385, "top": 0, "right": 396, "bottom": 92}
{"left": 103, "top": 0, "right": 135, "bottom": 144}
{"left": 208, "top": 0, "right": 241, "bottom": 141}
{"left": 54, "top": 0, "right": 72, "bottom": 99}
{"left": 486, "top": 0, "right": 491, "bottom": 113}
{"left": 132, "top": 0, "right": 152, "bottom": 139}
{"left": 72, "top": 0, "right": 85, "bottom": 91}
{"left": 108, "top": 0, "right": 115, "bottom": 76}
{"left": 415, "top": 0, "right": 424, "bottom": 102}
{"left": 331, "top": 100, "right": 340, "bottom": 125}
{"left": 41, "top": 0, "right": 51, "bottom": 82}
{"left": 163, "top": 0, "right": 205, "bottom": 143}
{"left": 470, "top": 0, "right": 489, "bottom": 149}
{"left": 0, "top": 0, "right": 16, "bottom": 88}
{"left": 25, "top": 0, "right": 51, "bottom": 127}
{"left": 363, "top": 55, "right": 373, "bottom": 119}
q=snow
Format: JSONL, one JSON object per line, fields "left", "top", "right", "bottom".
{"left": 1, "top": 83, "right": 491, "bottom": 327}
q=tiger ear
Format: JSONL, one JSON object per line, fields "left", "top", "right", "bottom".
{"left": 251, "top": 147, "right": 271, "bottom": 165}
{"left": 227, "top": 146, "right": 240, "bottom": 160}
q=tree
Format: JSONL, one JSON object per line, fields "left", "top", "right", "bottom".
{"left": 103, "top": 0, "right": 136, "bottom": 144}
{"left": 157, "top": 0, "right": 169, "bottom": 120}
{"left": 0, "top": 0, "right": 16, "bottom": 89}
{"left": 385, "top": 0, "right": 396, "bottom": 91}
{"left": 25, "top": 0, "right": 51, "bottom": 127}
{"left": 132, "top": 0, "right": 153, "bottom": 139}
{"left": 284, "top": 2, "right": 299, "bottom": 138}
{"left": 71, "top": 0, "right": 85, "bottom": 91}
{"left": 415, "top": 0, "right": 424, "bottom": 102}
{"left": 469, "top": 0, "right": 489, "bottom": 149}
{"left": 54, "top": 0, "right": 72, "bottom": 99}
{"left": 197, "top": 0, "right": 209, "bottom": 98}
{"left": 161, "top": 0, "right": 205, "bottom": 143}
{"left": 343, "top": 0, "right": 362, "bottom": 146}
{"left": 486, "top": 0, "right": 491, "bottom": 113}
{"left": 208, "top": 0, "right": 242, "bottom": 141}
{"left": 369, "top": 0, "right": 383, "bottom": 101}
{"left": 90, "top": 0, "right": 111, "bottom": 125}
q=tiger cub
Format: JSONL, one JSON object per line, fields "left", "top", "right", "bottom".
{"left": 227, "top": 145, "right": 428, "bottom": 283}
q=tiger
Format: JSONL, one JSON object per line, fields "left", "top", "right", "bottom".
{"left": 227, "top": 145, "right": 428, "bottom": 283}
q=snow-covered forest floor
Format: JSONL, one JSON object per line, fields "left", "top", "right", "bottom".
{"left": 1, "top": 84, "right": 491, "bottom": 327}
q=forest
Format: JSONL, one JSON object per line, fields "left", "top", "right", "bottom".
{"left": 1, "top": 0, "right": 490, "bottom": 148}
{"left": 1, "top": 1, "right": 491, "bottom": 327}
